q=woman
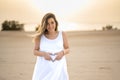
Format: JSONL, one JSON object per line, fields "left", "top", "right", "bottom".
{"left": 32, "top": 13, "right": 70, "bottom": 80}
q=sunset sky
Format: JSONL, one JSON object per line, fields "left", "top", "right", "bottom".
{"left": 0, "top": 0, "right": 120, "bottom": 28}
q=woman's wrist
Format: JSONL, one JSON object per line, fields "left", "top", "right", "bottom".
{"left": 62, "top": 50, "right": 65, "bottom": 55}
{"left": 42, "top": 52, "right": 48, "bottom": 57}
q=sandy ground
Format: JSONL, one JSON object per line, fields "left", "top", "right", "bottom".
{"left": 0, "top": 30, "right": 120, "bottom": 80}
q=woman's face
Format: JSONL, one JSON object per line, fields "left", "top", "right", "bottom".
{"left": 46, "top": 18, "right": 56, "bottom": 32}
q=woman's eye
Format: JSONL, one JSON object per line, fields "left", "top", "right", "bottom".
{"left": 51, "top": 22, "right": 54, "bottom": 24}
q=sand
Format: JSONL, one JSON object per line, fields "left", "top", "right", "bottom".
{"left": 0, "top": 30, "right": 120, "bottom": 80}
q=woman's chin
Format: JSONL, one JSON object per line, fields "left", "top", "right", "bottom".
{"left": 48, "top": 30, "right": 55, "bottom": 32}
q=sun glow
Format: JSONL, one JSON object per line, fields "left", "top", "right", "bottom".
{"left": 31, "top": 0, "right": 94, "bottom": 17}
{"left": 28, "top": 0, "right": 97, "bottom": 31}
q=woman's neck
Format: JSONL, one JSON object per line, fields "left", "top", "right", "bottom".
{"left": 47, "top": 31, "right": 57, "bottom": 35}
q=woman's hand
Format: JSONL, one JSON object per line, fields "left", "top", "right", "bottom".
{"left": 55, "top": 51, "right": 64, "bottom": 60}
{"left": 43, "top": 52, "right": 52, "bottom": 61}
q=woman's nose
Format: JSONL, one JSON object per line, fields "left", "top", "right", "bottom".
{"left": 49, "top": 24, "right": 53, "bottom": 27}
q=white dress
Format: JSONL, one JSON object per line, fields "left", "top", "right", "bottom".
{"left": 32, "top": 31, "right": 69, "bottom": 80}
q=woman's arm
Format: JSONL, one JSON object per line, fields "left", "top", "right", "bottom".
{"left": 33, "top": 36, "right": 52, "bottom": 60}
{"left": 33, "top": 36, "right": 43, "bottom": 56}
{"left": 55, "top": 31, "right": 70, "bottom": 60}
{"left": 62, "top": 31, "right": 70, "bottom": 55}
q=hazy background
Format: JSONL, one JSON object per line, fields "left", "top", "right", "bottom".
{"left": 0, "top": 0, "right": 120, "bottom": 80}
{"left": 0, "top": 0, "right": 120, "bottom": 31}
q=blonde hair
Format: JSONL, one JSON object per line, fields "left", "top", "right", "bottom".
{"left": 33, "top": 13, "right": 58, "bottom": 42}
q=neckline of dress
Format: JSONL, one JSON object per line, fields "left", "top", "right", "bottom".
{"left": 43, "top": 31, "right": 60, "bottom": 40}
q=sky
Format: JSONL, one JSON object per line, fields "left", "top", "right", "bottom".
{"left": 0, "top": 0, "right": 120, "bottom": 25}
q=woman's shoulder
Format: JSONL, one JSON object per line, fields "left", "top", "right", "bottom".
{"left": 58, "top": 31, "right": 67, "bottom": 39}
{"left": 59, "top": 30, "right": 65, "bottom": 34}
{"left": 33, "top": 33, "right": 42, "bottom": 42}
{"left": 59, "top": 30, "right": 65, "bottom": 35}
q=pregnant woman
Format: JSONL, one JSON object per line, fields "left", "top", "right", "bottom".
{"left": 32, "top": 13, "right": 70, "bottom": 80}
